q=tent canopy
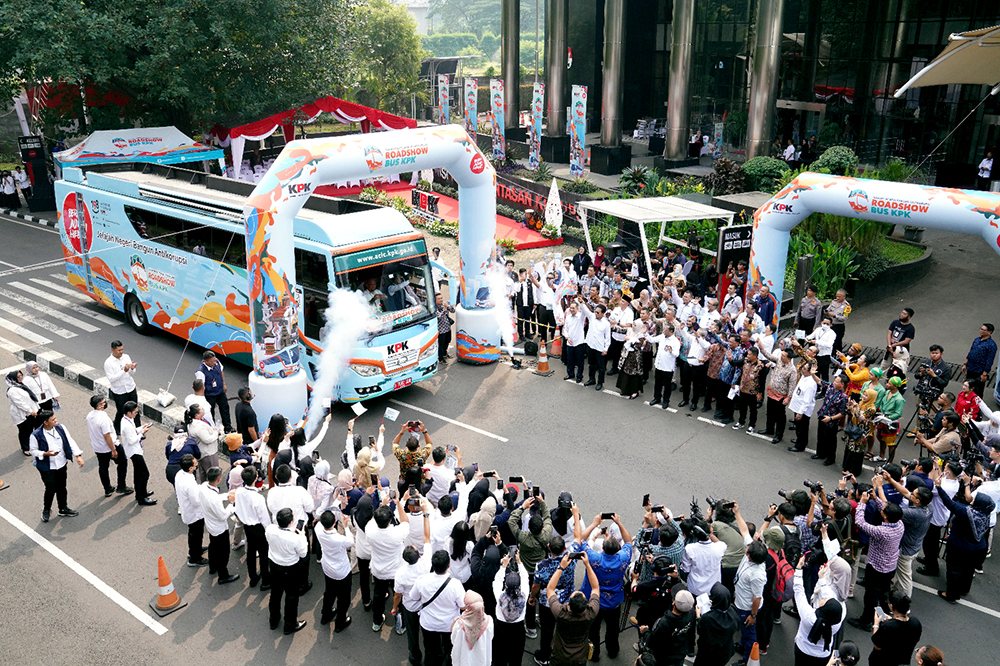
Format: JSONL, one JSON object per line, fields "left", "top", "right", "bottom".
{"left": 207, "top": 95, "right": 418, "bottom": 180}
{"left": 895, "top": 24, "right": 1000, "bottom": 97}
{"left": 54, "top": 126, "right": 223, "bottom": 167}
{"left": 576, "top": 196, "right": 735, "bottom": 278}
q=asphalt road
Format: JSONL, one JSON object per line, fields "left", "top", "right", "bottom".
{"left": 0, "top": 212, "right": 998, "bottom": 664}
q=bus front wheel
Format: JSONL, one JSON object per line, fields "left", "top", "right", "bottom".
{"left": 125, "top": 294, "right": 150, "bottom": 334}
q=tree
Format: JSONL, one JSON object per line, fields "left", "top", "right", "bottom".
{"left": 0, "top": 0, "right": 362, "bottom": 134}
{"left": 354, "top": 0, "right": 427, "bottom": 115}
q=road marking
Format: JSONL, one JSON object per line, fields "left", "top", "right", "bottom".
{"left": 602, "top": 389, "right": 629, "bottom": 399}
{"left": 643, "top": 401, "right": 678, "bottom": 413}
{"left": 0, "top": 214, "right": 59, "bottom": 234}
{"left": 0, "top": 504, "right": 168, "bottom": 635}
{"left": 0, "top": 286, "right": 103, "bottom": 332}
{"left": 389, "top": 399, "right": 509, "bottom": 443}
{"left": 6, "top": 281, "right": 121, "bottom": 327}
{"left": 0, "top": 334, "right": 23, "bottom": 354}
{"left": 0, "top": 315, "right": 51, "bottom": 345}
{"left": 0, "top": 259, "right": 20, "bottom": 269}
{"left": 697, "top": 416, "right": 726, "bottom": 427}
{"left": 911, "top": 581, "right": 1000, "bottom": 619}
{"left": 0, "top": 300, "right": 77, "bottom": 338}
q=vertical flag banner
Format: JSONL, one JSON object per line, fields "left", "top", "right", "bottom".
{"left": 529, "top": 83, "right": 545, "bottom": 169}
{"left": 464, "top": 79, "right": 478, "bottom": 142}
{"left": 438, "top": 74, "right": 450, "bottom": 124}
{"left": 714, "top": 122, "right": 724, "bottom": 158}
{"left": 491, "top": 78, "right": 506, "bottom": 161}
{"left": 570, "top": 85, "right": 587, "bottom": 177}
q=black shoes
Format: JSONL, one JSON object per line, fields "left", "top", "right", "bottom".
{"left": 285, "top": 620, "right": 307, "bottom": 635}
{"left": 758, "top": 430, "right": 773, "bottom": 436}
{"left": 584, "top": 380, "right": 596, "bottom": 387}
{"left": 649, "top": 399, "right": 661, "bottom": 406}
{"left": 788, "top": 446, "right": 805, "bottom": 452}
{"left": 187, "top": 558, "right": 209, "bottom": 567}
{"left": 138, "top": 498, "right": 158, "bottom": 506}
{"left": 260, "top": 582, "right": 272, "bottom": 591}
{"left": 916, "top": 567, "right": 938, "bottom": 577}
{"left": 104, "top": 488, "right": 114, "bottom": 498}
{"left": 335, "top": 617, "right": 352, "bottom": 633}
{"left": 41, "top": 510, "right": 50, "bottom": 523}
{"left": 58, "top": 508, "right": 79, "bottom": 517}
{"left": 595, "top": 384, "right": 603, "bottom": 391}
{"left": 116, "top": 486, "right": 134, "bottom": 496}
{"left": 701, "top": 405, "right": 712, "bottom": 413}
{"left": 689, "top": 403, "right": 699, "bottom": 411}
{"left": 771, "top": 436, "right": 782, "bottom": 444}
{"left": 299, "top": 581, "right": 313, "bottom": 595}
{"left": 563, "top": 375, "right": 573, "bottom": 381}
{"left": 219, "top": 573, "right": 241, "bottom": 584}
{"left": 677, "top": 399, "right": 689, "bottom": 408}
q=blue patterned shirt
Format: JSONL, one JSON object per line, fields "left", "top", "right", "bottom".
{"left": 719, "top": 345, "right": 745, "bottom": 385}
{"left": 533, "top": 555, "right": 576, "bottom": 608}
{"left": 966, "top": 336, "right": 998, "bottom": 374}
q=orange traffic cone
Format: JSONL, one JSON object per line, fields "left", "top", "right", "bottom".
{"left": 747, "top": 642, "right": 761, "bottom": 666}
{"left": 0, "top": 476, "right": 7, "bottom": 491}
{"left": 534, "top": 342, "right": 554, "bottom": 376}
{"left": 550, "top": 327, "right": 563, "bottom": 357}
{"left": 149, "top": 556, "right": 187, "bottom": 616}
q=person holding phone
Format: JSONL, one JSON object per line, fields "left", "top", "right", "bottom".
{"left": 267, "top": 464, "right": 317, "bottom": 595}
{"left": 546, "top": 549, "right": 600, "bottom": 666}
{"left": 393, "top": 420, "right": 434, "bottom": 482}
{"left": 366, "top": 487, "right": 411, "bottom": 632}
{"left": 265, "top": 507, "right": 309, "bottom": 634}
{"left": 120, "top": 400, "right": 156, "bottom": 506}
{"left": 199, "top": 466, "right": 240, "bottom": 585}
{"left": 574, "top": 512, "right": 634, "bottom": 661}
{"left": 508, "top": 495, "right": 552, "bottom": 639}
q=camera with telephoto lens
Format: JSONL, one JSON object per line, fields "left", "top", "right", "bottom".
{"left": 804, "top": 480, "right": 824, "bottom": 494}
{"left": 705, "top": 496, "right": 719, "bottom": 510}
{"left": 900, "top": 459, "right": 917, "bottom": 469}
{"left": 689, "top": 495, "right": 703, "bottom": 520}
{"left": 777, "top": 489, "right": 788, "bottom": 499}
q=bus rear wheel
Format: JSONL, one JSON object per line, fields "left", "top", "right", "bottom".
{"left": 125, "top": 294, "right": 150, "bottom": 334}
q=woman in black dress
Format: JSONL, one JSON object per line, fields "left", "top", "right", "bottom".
{"left": 616, "top": 321, "right": 645, "bottom": 399}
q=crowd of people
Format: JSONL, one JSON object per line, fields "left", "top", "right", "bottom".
{"left": 0, "top": 165, "right": 32, "bottom": 210}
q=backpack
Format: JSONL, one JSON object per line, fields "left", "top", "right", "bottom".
{"left": 829, "top": 518, "right": 859, "bottom": 566}
{"left": 780, "top": 524, "right": 802, "bottom": 565}
{"left": 768, "top": 550, "right": 795, "bottom": 603}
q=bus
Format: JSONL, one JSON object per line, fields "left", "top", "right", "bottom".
{"left": 55, "top": 163, "right": 441, "bottom": 402}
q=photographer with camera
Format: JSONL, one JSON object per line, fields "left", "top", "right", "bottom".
{"left": 509, "top": 495, "right": 552, "bottom": 639}
{"left": 628, "top": 553, "right": 680, "bottom": 629}
{"left": 847, "top": 486, "right": 904, "bottom": 632}
{"left": 961, "top": 323, "right": 997, "bottom": 397}
{"left": 639, "top": 588, "right": 697, "bottom": 666}
{"left": 877, "top": 471, "right": 932, "bottom": 598}
{"left": 916, "top": 461, "right": 961, "bottom": 578}
{"left": 705, "top": 500, "right": 746, "bottom": 595}
{"left": 546, "top": 550, "right": 600, "bottom": 666}
{"left": 915, "top": 412, "right": 961, "bottom": 457}
{"left": 574, "top": 512, "right": 633, "bottom": 661}
{"left": 932, "top": 467, "right": 994, "bottom": 603}
{"left": 532, "top": 534, "right": 576, "bottom": 666}
{"left": 916, "top": 344, "right": 952, "bottom": 393}
{"left": 910, "top": 392, "right": 954, "bottom": 442}
{"left": 393, "top": 420, "right": 434, "bottom": 483}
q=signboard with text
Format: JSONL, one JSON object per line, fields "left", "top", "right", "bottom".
{"left": 490, "top": 79, "right": 506, "bottom": 160}
{"left": 529, "top": 83, "right": 545, "bottom": 169}
{"left": 464, "top": 79, "right": 478, "bottom": 141}
{"left": 437, "top": 74, "right": 450, "bottom": 124}
{"left": 570, "top": 85, "right": 587, "bottom": 177}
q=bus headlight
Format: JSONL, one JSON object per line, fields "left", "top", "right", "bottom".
{"left": 349, "top": 363, "right": 381, "bottom": 377}
{"left": 418, "top": 342, "right": 437, "bottom": 362}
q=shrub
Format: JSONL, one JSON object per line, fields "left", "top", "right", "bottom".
{"left": 619, "top": 165, "right": 652, "bottom": 196}
{"left": 785, "top": 234, "right": 858, "bottom": 299}
{"left": 497, "top": 237, "right": 518, "bottom": 252}
{"left": 533, "top": 162, "right": 552, "bottom": 183}
{"left": 742, "top": 156, "right": 790, "bottom": 193}
{"left": 562, "top": 177, "right": 600, "bottom": 195}
{"left": 703, "top": 158, "right": 745, "bottom": 195}
{"left": 811, "top": 146, "right": 859, "bottom": 176}
{"left": 540, "top": 224, "right": 561, "bottom": 239}
{"left": 496, "top": 203, "right": 525, "bottom": 222}
{"left": 358, "top": 186, "right": 380, "bottom": 203}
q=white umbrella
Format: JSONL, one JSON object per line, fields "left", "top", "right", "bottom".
{"left": 894, "top": 24, "right": 1000, "bottom": 98}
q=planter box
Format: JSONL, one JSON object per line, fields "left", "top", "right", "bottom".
{"left": 846, "top": 242, "right": 932, "bottom": 307}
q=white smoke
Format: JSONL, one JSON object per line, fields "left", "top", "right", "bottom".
{"left": 486, "top": 261, "right": 516, "bottom": 356}
{"left": 305, "top": 289, "right": 372, "bottom": 437}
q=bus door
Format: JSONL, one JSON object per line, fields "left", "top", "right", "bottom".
{"left": 294, "top": 247, "right": 333, "bottom": 379}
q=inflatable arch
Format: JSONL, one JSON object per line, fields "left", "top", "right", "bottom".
{"left": 749, "top": 172, "right": 1000, "bottom": 322}
{"left": 242, "top": 124, "right": 499, "bottom": 421}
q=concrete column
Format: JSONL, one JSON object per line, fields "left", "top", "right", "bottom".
{"left": 501, "top": 0, "right": 521, "bottom": 130}
{"left": 545, "top": 0, "right": 568, "bottom": 138}
{"left": 663, "top": 0, "right": 695, "bottom": 160}
{"left": 599, "top": 0, "right": 626, "bottom": 147}
{"left": 746, "top": 0, "right": 785, "bottom": 159}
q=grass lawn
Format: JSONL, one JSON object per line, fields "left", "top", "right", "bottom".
{"left": 880, "top": 237, "right": 925, "bottom": 263}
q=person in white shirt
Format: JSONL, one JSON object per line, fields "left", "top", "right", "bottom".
{"left": 426, "top": 446, "right": 460, "bottom": 507}
{"left": 788, "top": 363, "right": 820, "bottom": 453}
{"left": 806, "top": 317, "right": 837, "bottom": 381}
{"left": 266, "top": 508, "right": 309, "bottom": 634}
{"left": 359, "top": 276, "right": 388, "bottom": 311}
{"left": 668, "top": 283, "right": 702, "bottom": 323}
{"left": 183, "top": 378, "right": 214, "bottom": 427}
{"left": 580, "top": 299, "right": 611, "bottom": 390}
{"left": 734, "top": 303, "right": 764, "bottom": 336}
{"left": 7, "top": 368, "right": 39, "bottom": 456}
{"left": 120, "top": 401, "right": 155, "bottom": 506}
{"left": 561, "top": 300, "right": 587, "bottom": 383}
{"left": 367, "top": 490, "right": 412, "bottom": 630}
{"left": 721, "top": 283, "right": 743, "bottom": 319}
{"left": 680, "top": 523, "right": 728, "bottom": 596}
{"left": 185, "top": 403, "right": 221, "bottom": 482}
{"left": 783, "top": 140, "right": 796, "bottom": 163}
{"left": 607, "top": 297, "right": 635, "bottom": 375}
{"left": 29, "top": 409, "right": 84, "bottom": 523}
{"left": 104, "top": 340, "right": 138, "bottom": 435}
{"left": 492, "top": 552, "right": 529, "bottom": 665}
{"left": 393, "top": 509, "right": 433, "bottom": 657}
{"left": 85, "top": 395, "right": 132, "bottom": 497}
{"left": 406, "top": 550, "right": 468, "bottom": 665}
{"left": 679, "top": 322, "right": 712, "bottom": 412}
{"left": 13, "top": 166, "right": 30, "bottom": 198}
{"left": 23, "top": 361, "right": 58, "bottom": 411}
{"left": 174, "top": 454, "right": 208, "bottom": 566}
{"left": 234, "top": 465, "right": 271, "bottom": 589}
{"left": 316, "top": 509, "right": 356, "bottom": 632}
{"left": 647, "top": 323, "right": 681, "bottom": 408}
{"left": 528, "top": 269, "right": 558, "bottom": 344}
{"left": 267, "top": 463, "right": 316, "bottom": 593}
{"left": 919, "top": 462, "right": 960, "bottom": 577}
{"left": 978, "top": 151, "right": 994, "bottom": 190}
{"left": 200, "top": 466, "right": 239, "bottom": 584}
{"left": 430, "top": 473, "right": 474, "bottom": 553}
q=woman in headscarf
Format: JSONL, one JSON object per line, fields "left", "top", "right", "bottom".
{"left": 309, "top": 460, "right": 336, "bottom": 515}
{"left": 935, "top": 471, "right": 994, "bottom": 603}
{"left": 843, "top": 389, "right": 877, "bottom": 476}
{"left": 185, "top": 403, "right": 221, "bottom": 482}
{"left": 448, "top": 522, "right": 475, "bottom": 586}
{"left": 616, "top": 320, "right": 645, "bottom": 399}
{"left": 336, "top": 469, "right": 363, "bottom": 517}
{"left": 353, "top": 447, "right": 383, "bottom": 490}
{"left": 493, "top": 551, "right": 529, "bottom": 666}
{"left": 344, "top": 419, "right": 386, "bottom": 474}
{"left": 885, "top": 346, "right": 909, "bottom": 395}
{"left": 466, "top": 479, "right": 491, "bottom": 518}
{"left": 351, "top": 491, "right": 375, "bottom": 610}
{"left": 296, "top": 456, "right": 315, "bottom": 489}
{"left": 450, "top": 590, "right": 493, "bottom": 666}
{"left": 793, "top": 555, "right": 846, "bottom": 666}
{"left": 592, "top": 246, "right": 605, "bottom": 273}
{"left": 264, "top": 413, "right": 287, "bottom": 487}
{"left": 812, "top": 555, "right": 851, "bottom": 606}
{"left": 470, "top": 495, "right": 498, "bottom": 541}
{"left": 23, "top": 361, "right": 58, "bottom": 411}
{"left": 6, "top": 369, "right": 39, "bottom": 455}
{"left": 549, "top": 492, "right": 576, "bottom": 541}
{"left": 694, "top": 582, "right": 740, "bottom": 666}
{"left": 164, "top": 425, "right": 201, "bottom": 486}
{"left": 471, "top": 531, "right": 507, "bottom": 616}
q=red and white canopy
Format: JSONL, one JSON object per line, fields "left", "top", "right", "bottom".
{"left": 207, "top": 96, "right": 417, "bottom": 177}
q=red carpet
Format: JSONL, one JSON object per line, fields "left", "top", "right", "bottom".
{"left": 388, "top": 190, "right": 563, "bottom": 250}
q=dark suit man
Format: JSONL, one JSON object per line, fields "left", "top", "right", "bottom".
{"left": 515, "top": 268, "right": 536, "bottom": 341}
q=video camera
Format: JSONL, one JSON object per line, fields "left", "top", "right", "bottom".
{"left": 689, "top": 496, "right": 703, "bottom": 520}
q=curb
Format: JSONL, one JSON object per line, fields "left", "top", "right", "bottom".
{"left": 17, "top": 344, "right": 185, "bottom": 429}
{"left": 0, "top": 207, "right": 57, "bottom": 228}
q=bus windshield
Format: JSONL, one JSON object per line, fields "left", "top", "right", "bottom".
{"left": 334, "top": 240, "right": 435, "bottom": 335}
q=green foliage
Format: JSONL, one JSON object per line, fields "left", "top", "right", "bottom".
{"left": 483, "top": 65, "right": 498, "bottom": 77}
{"left": 0, "top": 0, "right": 362, "bottom": 134}
{"left": 533, "top": 162, "right": 552, "bottom": 183}
{"left": 496, "top": 203, "right": 525, "bottom": 222}
{"left": 796, "top": 214, "right": 890, "bottom": 258}
{"left": 879, "top": 237, "right": 924, "bottom": 263}
{"left": 540, "top": 224, "right": 561, "bottom": 240}
{"left": 703, "top": 158, "right": 745, "bottom": 195}
{"left": 519, "top": 40, "right": 544, "bottom": 71}
{"left": 456, "top": 46, "right": 487, "bottom": 69}
{"left": 650, "top": 176, "right": 705, "bottom": 198}
{"left": 420, "top": 32, "right": 481, "bottom": 57}
{"left": 427, "top": 0, "right": 542, "bottom": 39}
{"left": 356, "top": 0, "right": 428, "bottom": 115}
{"left": 723, "top": 110, "right": 748, "bottom": 148}
{"left": 811, "top": 146, "right": 859, "bottom": 176}
{"left": 656, "top": 220, "right": 719, "bottom": 254}
{"left": 562, "top": 177, "right": 600, "bottom": 195}
{"left": 588, "top": 218, "right": 620, "bottom": 246}
{"left": 786, "top": 235, "right": 858, "bottom": 300}
{"left": 619, "top": 165, "right": 652, "bottom": 197}
{"left": 430, "top": 182, "right": 459, "bottom": 199}
{"left": 853, "top": 252, "right": 894, "bottom": 282}
{"left": 742, "top": 157, "right": 791, "bottom": 193}
{"left": 497, "top": 237, "right": 518, "bottom": 252}
{"left": 358, "top": 186, "right": 381, "bottom": 202}
{"left": 479, "top": 33, "right": 500, "bottom": 59}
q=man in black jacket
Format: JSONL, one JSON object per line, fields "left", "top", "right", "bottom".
{"left": 641, "top": 587, "right": 696, "bottom": 666}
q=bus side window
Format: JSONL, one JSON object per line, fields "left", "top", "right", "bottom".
{"left": 124, "top": 206, "right": 157, "bottom": 240}
{"left": 216, "top": 229, "right": 246, "bottom": 269}
{"left": 295, "top": 249, "right": 330, "bottom": 292}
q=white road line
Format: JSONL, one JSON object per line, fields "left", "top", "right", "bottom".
{"left": 911, "top": 581, "right": 1000, "bottom": 619}
{"left": 0, "top": 286, "right": 103, "bottom": 332}
{"left": 31, "top": 277, "right": 97, "bottom": 300}
{"left": 0, "top": 300, "right": 76, "bottom": 339}
{"left": 697, "top": 416, "right": 726, "bottom": 428}
{"left": 49, "top": 273, "right": 70, "bottom": 283}
{"left": 0, "top": 504, "right": 168, "bottom": 635}
{"left": 602, "top": 389, "right": 628, "bottom": 399}
{"left": 0, "top": 214, "right": 59, "bottom": 234}
{"left": 0, "top": 315, "right": 51, "bottom": 345}
{"left": 7, "top": 281, "right": 121, "bottom": 327}
{"left": 0, "top": 334, "right": 23, "bottom": 354}
{"left": 389, "top": 399, "right": 509, "bottom": 442}
{"left": 0, "top": 259, "right": 20, "bottom": 269}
